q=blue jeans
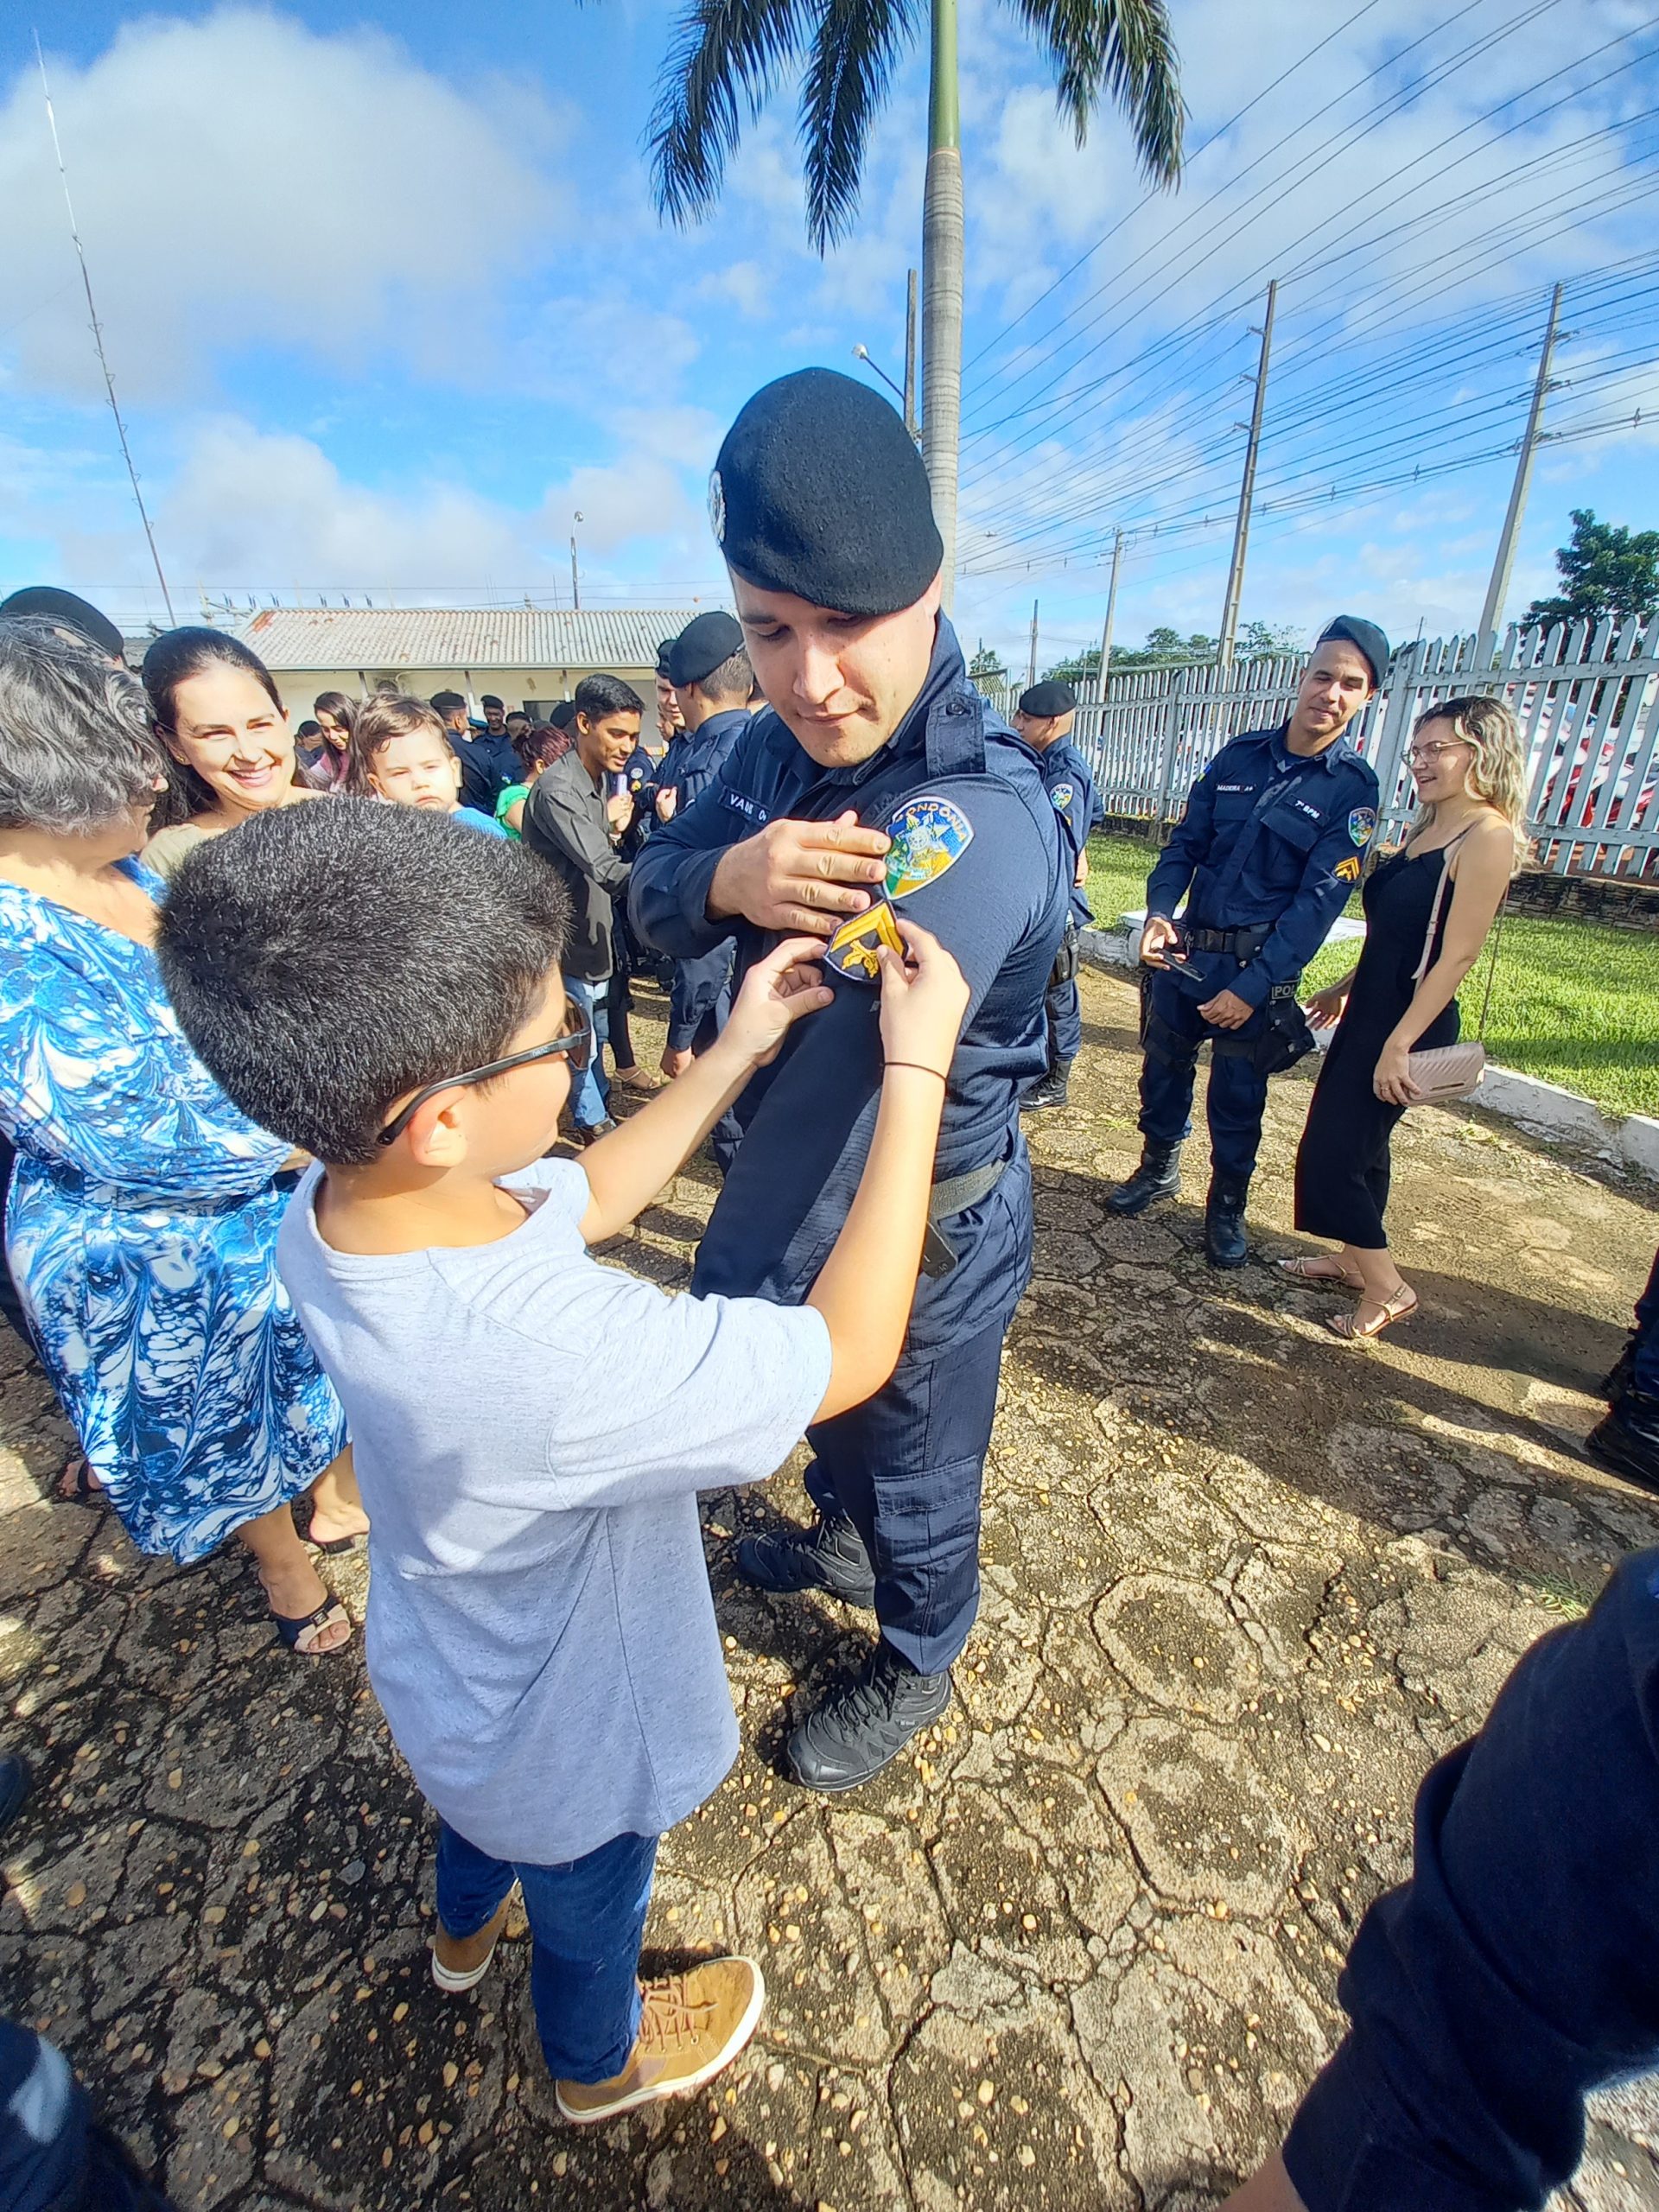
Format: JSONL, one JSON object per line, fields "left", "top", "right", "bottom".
{"left": 435, "top": 1822, "right": 658, "bottom": 2083}
{"left": 0, "top": 2019, "right": 176, "bottom": 2210}
{"left": 563, "top": 976, "right": 612, "bottom": 1132}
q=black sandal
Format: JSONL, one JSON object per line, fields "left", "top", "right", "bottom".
{"left": 301, "top": 1524, "right": 366, "bottom": 1558}
{"left": 273, "top": 1597, "right": 352, "bottom": 1656}
{"left": 57, "top": 1454, "right": 105, "bottom": 1510}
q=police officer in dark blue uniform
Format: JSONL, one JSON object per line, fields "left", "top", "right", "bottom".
{"left": 630, "top": 367, "right": 1071, "bottom": 1792}
{"left": 1012, "top": 679, "right": 1105, "bottom": 1113}
{"left": 1108, "top": 620, "right": 1387, "bottom": 1267}
{"left": 657, "top": 613, "right": 753, "bottom": 1100}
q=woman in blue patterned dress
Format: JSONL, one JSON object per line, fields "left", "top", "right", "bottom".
{"left": 0, "top": 619, "right": 362, "bottom": 1656}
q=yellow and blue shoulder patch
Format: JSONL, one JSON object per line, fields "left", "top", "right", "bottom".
{"left": 1348, "top": 807, "right": 1376, "bottom": 847}
{"left": 1050, "top": 782, "right": 1076, "bottom": 813}
{"left": 824, "top": 898, "right": 906, "bottom": 986}
{"left": 1334, "top": 854, "right": 1363, "bottom": 884}
{"left": 884, "top": 793, "right": 974, "bottom": 899}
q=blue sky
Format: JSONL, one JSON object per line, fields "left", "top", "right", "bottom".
{"left": 3, "top": 0, "right": 1656, "bottom": 675}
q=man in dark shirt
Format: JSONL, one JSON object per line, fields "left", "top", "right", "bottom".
{"left": 521, "top": 673, "right": 645, "bottom": 1141}
{"left": 430, "top": 690, "right": 517, "bottom": 820}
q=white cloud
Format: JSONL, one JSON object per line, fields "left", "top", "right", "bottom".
{"left": 0, "top": 8, "right": 563, "bottom": 404}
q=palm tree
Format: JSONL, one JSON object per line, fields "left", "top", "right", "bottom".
{"left": 644, "top": 0, "right": 1184, "bottom": 604}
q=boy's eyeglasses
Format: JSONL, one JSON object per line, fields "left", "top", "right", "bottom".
{"left": 377, "top": 1027, "right": 593, "bottom": 1147}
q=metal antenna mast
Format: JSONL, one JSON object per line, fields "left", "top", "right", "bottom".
{"left": 35, "top": 31, "right": 175, "bottom": 624}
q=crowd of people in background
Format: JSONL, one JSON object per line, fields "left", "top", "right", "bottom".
{"left": 0, "top": 516, "right": 1656, "bottom": 2212}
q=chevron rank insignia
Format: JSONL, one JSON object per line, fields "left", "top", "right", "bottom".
{"left": 884, "top": 794, "right": 974, "bottom": 899}
{"left": 824, "top": 898, "right": 906, "bottom": 985}
{"left": 1348, "top": 807, "right": 1376, "bottom": 846}
{"left": 1334, "top": 855, "right": 1362, "bottom": 884}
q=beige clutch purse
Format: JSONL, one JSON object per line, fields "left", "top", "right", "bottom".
{"left": 1406, "top": 1039, "right": 1486, "bottom": 1103}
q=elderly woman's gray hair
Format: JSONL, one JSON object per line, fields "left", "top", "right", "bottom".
{"left": 0, "top": 616, "right": 163, "bottom": 836}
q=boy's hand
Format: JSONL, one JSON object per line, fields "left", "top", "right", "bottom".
{"left": 722, "top": 937, "right": 835, "bottom": 1068}
{"left": 876, "top": 920, "right": 970, "bottom": 1078}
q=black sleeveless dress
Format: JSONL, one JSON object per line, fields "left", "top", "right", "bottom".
{"left": 1292, "top": 843, "right": 1462, "bottom": 1249}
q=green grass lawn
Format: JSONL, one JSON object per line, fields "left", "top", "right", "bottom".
{"left": 1084, "top": 831, "right": 1659, "bottom": 1122}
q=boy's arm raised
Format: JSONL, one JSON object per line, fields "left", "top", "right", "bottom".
{"left": 805, "top": 924, "right": 967, "bottom": 1422}
{"left": 575, "top": 938, "right": 832, "bottom": 1245}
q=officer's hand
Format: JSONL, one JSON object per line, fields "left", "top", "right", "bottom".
{"left": 722, "top": 937, "right": 835, "bottom": 1068}
{"left": 1139, "top": 916, "right": 1179, "bottom": 968}
{"left": 657, "top": 788, "right": 677, "bottom": 822}
{"left": 876, "top": 920, "right": 970, "bottom": 1079}
{"left": 709, "top": 810, "right": 891, "bottom": 937}
{"left": 1198, "top": 987, "right": 1254, "bottom": 1031}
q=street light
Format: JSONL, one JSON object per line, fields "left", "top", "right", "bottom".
{"left": 851, "top": 341, "right": 906, "bottom": 411}
{"left": 569, "top": 512, "right": 583, "bottom": 613}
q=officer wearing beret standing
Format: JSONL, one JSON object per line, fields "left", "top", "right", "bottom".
{"left": 1012, "top": 680, "right": 1106, "bottom": 1113}
{"left": 1109, "top": 620, "right": 1387, "bottom": 1266}
{"left": 631, "top": 368, "right": 1070, "bottom": 1792}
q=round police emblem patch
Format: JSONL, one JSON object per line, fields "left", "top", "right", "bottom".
{"left": 707, "top": 469, "right": 726, "bottom": 547}
{"left": 1051, "top": 782, "right": 1076, "bottom": 812}
{"left": 884, "top": 793, "right": 975, "bottom": 899}
{"left": 1348, "top": 807, "right": 1376, "bottom": 847}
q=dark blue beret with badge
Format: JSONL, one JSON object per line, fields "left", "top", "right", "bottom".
{"left": 1019, "top": 680, "right": 1076, "bottom": 717}
{"left": 709, "top": 368, "right": 944, "bottom": 618}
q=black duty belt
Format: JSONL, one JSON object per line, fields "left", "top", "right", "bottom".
{"left": 920, "top": 1154, "right": 1009, "bottom": 1281}
{"left": 1186, "top": 924, "right": 1272, "bottom": 957}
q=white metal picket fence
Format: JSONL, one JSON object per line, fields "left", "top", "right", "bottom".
{"left": 985, "top": 613, "right": 1659, "bottom": 878}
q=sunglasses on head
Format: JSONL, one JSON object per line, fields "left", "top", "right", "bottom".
{"left": 377, "top": 1026, "right": 593, "bottom": 1147}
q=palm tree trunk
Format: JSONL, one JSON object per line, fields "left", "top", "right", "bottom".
{"left": 921, "top": 0, "right": 963, "bottom": 613}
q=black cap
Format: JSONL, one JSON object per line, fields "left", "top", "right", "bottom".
{"left": 656, "top": 638, "right": 677, "bottom": 677}
{"left": 0, "top": 586, "right": 125, "bottom": 663}
{"left": 480, "top": 694, "right": 504, "bottom": 711}
{"left": 1019, "top": 680, "right": 1077, "bottom": 718}
{"left": 1316, "top": 616, "right": 1389, "bottom": 690}
{"left": 666, "top": 610, "right": 744, "bottom": 690}
{"left": 710, "top": 368, "right": 943, "bottom": 617}
{"left": 549, "top": 700, "right": 577, "bottom": 730}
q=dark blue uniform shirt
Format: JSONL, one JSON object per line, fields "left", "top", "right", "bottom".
{"left": 662, "top": 709, "right": 752, "bottom": 1051}
{"left": 1286, "top": 1548, "right": 1659, "bottom": 2212}
{"left": 1038, "top": 738, "right": 1106, "bottom": 927}
{"left": 1145, "top": 724, "right": 1380, "bottom": 1007}
{"left": 630, "top": 620, "right": 1071, "bottom": 1354}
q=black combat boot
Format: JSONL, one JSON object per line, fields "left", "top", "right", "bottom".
{"left": 1204, "top": 1175, "right": 1251, "bottom": 1268}
{"left": 1107, "top": 1140, "right": 1182, "bottom": 1216}
{"left": 1600, "top": 1337, "right": 1636, "bottom": 1402}
{"left": 785, "top": 1643, "right": 953, "bottom": 1793}
{"left": 1020, "top": 1056, "right": 1074, "bottom": 1113}
{"left": 1585, "top": 1388, "right": 1659, "bottom": 1497}
{"left": 734, "top": 1511, "right": 876, "bottom": 1607}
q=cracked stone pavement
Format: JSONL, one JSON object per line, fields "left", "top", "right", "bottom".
{"left": 1, "top": 964, "right": 1656, "bottom": 2211}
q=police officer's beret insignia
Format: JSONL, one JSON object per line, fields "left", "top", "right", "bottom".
{"left": 1348, "top": 807, "right": 1376, "bottom": 847}
{"left": 824, "top": 898, "right": 906, "bottom": 985}
{"left": 1051, "top": 783, "right": 1076, "bottom": 812}
{"left": 1334, "top": 854, "right": 1362, "bottom": 884}
{"left": 708, "top": 469, "right": 726, "bottom": 547}
{"left": 884, "top": 794, "right": 974, "bottom": 900}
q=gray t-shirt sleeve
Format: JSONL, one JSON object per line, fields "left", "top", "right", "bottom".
{"left": 442, "top": 1161, "right": 832, "bottom": 1513}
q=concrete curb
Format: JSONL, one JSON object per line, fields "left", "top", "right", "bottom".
{"left": 1077, "top": 925, "right": 1659, "bottom": 1181}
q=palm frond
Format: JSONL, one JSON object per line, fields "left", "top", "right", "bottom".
{"left": 798, "top": 0, "right": 923, "bottom": 251}
{"left": 1003, "top": 0, "right": 1184, "bottom": 185}
{"left": 649, "top": 0, "right": 817, "bottom": 228}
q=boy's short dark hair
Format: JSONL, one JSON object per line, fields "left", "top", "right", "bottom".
{"left": 158, "top": 800, "right": 572, "bottom": 1168}
{"left": 574, "top": 673, "right": 644, "bottom": 721}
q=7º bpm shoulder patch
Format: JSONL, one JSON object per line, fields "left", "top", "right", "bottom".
{"left": 1348, "top": 807, "right": 1376, "bottom": 847}
{"left": 884, "top": 794, "right": 974, "bottom": 899}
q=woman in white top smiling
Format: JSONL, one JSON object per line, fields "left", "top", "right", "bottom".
{"left": 142, "top": 628, "right": 319, "bottom": 879}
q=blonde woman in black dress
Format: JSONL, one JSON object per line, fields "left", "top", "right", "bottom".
{"left": 1283, "top": 696, "right": 1525, "bottom": 1341}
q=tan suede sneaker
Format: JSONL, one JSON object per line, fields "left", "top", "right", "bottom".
{"left": 430, "top": 1897, "right": 511, "bottom": 1993}
{"left": 555, "top": 1957, "right": 765, "bottom": 2125}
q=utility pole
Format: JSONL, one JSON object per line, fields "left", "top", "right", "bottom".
{"left": 921, "top": 0, "right": 963, "bottom": 611}
{"left": 1027, "top": 600, "right": 1039, "bottom": 690}
{"left": 903, "top": 269, "right": 918, "bottom": 442}
{"left": 1217, "top": 280, "right": 1276, "bottom": 668}
{"left": 1097, "top": 527, "right": 1123, "bottom": 703}
{"left": 1478, "top": 282, "right": 1564, "bottom": 656}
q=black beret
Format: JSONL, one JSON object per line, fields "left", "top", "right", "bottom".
{"left": 1019, "top": 680, "right": 1077, "bottom": 717}
{"left": 0, "top": 586, "right": 125, "bottom": 662}
{"left": 666, "top": 611, "right": 744, "bottom": 690}
{"left": 480, "top": 694, "right": 505, "bottom": 710}
{"left": 548, "top": 700, "right": 577, "bottom": 730}
{"left": 1316, "top": 616, "right": 1390, "bottom": 690}
{"left": 656, "top": 638, "right": 677, "bottom": 678}
{"left": 710, "top": 368, "right": 943, "bottom": 617}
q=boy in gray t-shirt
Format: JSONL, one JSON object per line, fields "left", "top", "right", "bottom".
{"left": 159, "top": 800, "right": 967, "bottom": 2126}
